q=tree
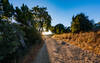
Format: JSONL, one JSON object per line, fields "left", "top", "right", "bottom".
{"left": 15, "top": 4, "right": 33, "bottom": 27}
{"left": 1, "top": 0, "right": 14, "bottom": 17}
{"left": 54, "top": 24, "right": 65, "bottom": 34}
{"left": 32, "top": 6, "right": 52, "bottom": 32}
{"left": 71, "top": 13, "right": 93, "bottom": 33}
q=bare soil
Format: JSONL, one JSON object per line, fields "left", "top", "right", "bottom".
{"left": 46, "top": 36, "right": 100, "bottom": 63}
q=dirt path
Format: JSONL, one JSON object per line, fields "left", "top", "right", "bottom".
{"left": 33, "top": 36, "right": 100, "bottom": 63}
{"left": 32, "top": 43, "right": 50, "bottom": 63}
{"left": 46, "top": 36, "right": 100, "bottom": 63}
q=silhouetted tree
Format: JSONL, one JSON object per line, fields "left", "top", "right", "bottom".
{"left": 1, "top": 0, "right": 14, "bottom": 17}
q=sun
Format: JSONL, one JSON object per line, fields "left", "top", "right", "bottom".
{"left": 42, "top": 30, "right": 52, "bottom": 35}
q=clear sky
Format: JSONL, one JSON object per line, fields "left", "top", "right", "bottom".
{"left": 9, "top": 0, "right": 100, "bottom": 27}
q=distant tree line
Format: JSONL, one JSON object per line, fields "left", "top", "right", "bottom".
{"left": 50, "top": 13, "right": 100, "bottom": 34}
{"left": 50, "top": 24, "right": 71, "bottom": 34}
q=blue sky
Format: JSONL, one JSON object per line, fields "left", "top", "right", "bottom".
{"left": 9, "top": 0, "right": 100, "bottom": 27}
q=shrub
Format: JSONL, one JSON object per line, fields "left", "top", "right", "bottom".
{"left": 21, "top": 26, "right": 42, "bottom": 46}
{"left": 0, "top": 20, "right": 42, "bottom": 62}
{"left": 0, "top": 21, "right": 20, "bottom": 60}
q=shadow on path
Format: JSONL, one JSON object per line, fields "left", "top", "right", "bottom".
{"left": 33, "top": 43, "right": 50, "bottom": 63}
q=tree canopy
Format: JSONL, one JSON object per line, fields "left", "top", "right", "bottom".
{"left": 50, "top": 24, "right": 65, "bottom": 34}
{"left": 1, "top": 0, "right": 14, "bottom": 17}
{"left": 15, "top": 4, "right": 33, "bottom": 26}
{"left": 71, "top": 13, "right": 93, "bottom": 33}
{"left": 32, "top": 6, "right": 52, "bottom": 32}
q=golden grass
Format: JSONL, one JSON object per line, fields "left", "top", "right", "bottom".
{"left": 52, "top": 31, "right": 100, "bottom": 55}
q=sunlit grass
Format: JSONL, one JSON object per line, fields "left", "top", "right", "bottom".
{"left": 53, "top": 31, "right": 100, "bottom": 55}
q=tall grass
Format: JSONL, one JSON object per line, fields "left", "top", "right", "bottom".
{"left": 53, "top": 31, "right": 100, "bottom": 54}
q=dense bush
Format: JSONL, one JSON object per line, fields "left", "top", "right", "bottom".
{"left": 0, "top": 21, "right": 20, "bottom": 60}
{"left": 0, "top": 20, "right": 42, "bottom": 62}
{"left": 21, "top": 25, "right": 42, "bottom": 46}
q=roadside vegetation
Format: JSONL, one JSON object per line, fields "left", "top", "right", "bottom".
{"left": 0, "top": 0, "right": 51, "bottom": 63}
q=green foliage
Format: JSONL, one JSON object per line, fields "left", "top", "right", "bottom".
{"left": 71, "top": 13, "right": 93, "bottom": 33}
{"left": 0, "top": 21, "right": 20, "bottom": 60}
{"left": 21, "top": 25, "right": 42, "bottom": 46}
{"left": 0, "top": 4, "right": 42, "bottom": 62}
{"left": 32, "top": 6, "right": 52, "bottom": 32}
{"left": 0, "top": 1, "right": 43, "bottom": 62}
{"left": 1, "top": 0, "right": 14, "bottom": 17}
{"left": 0, "top": 19, "right": 42, "bottom": 62}
{"left": 15, "top": 4, "right": 33, "bottom": 26}
{"left": 50, "top": 24, "right": 65, "bottom": 34}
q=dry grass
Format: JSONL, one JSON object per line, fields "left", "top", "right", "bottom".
{"left": 52, "top": 31, "right": 100, "bottom": 55}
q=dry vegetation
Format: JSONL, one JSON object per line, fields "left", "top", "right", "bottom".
{"left": 52, "top": 31, "right": 100, "bottom": 55}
